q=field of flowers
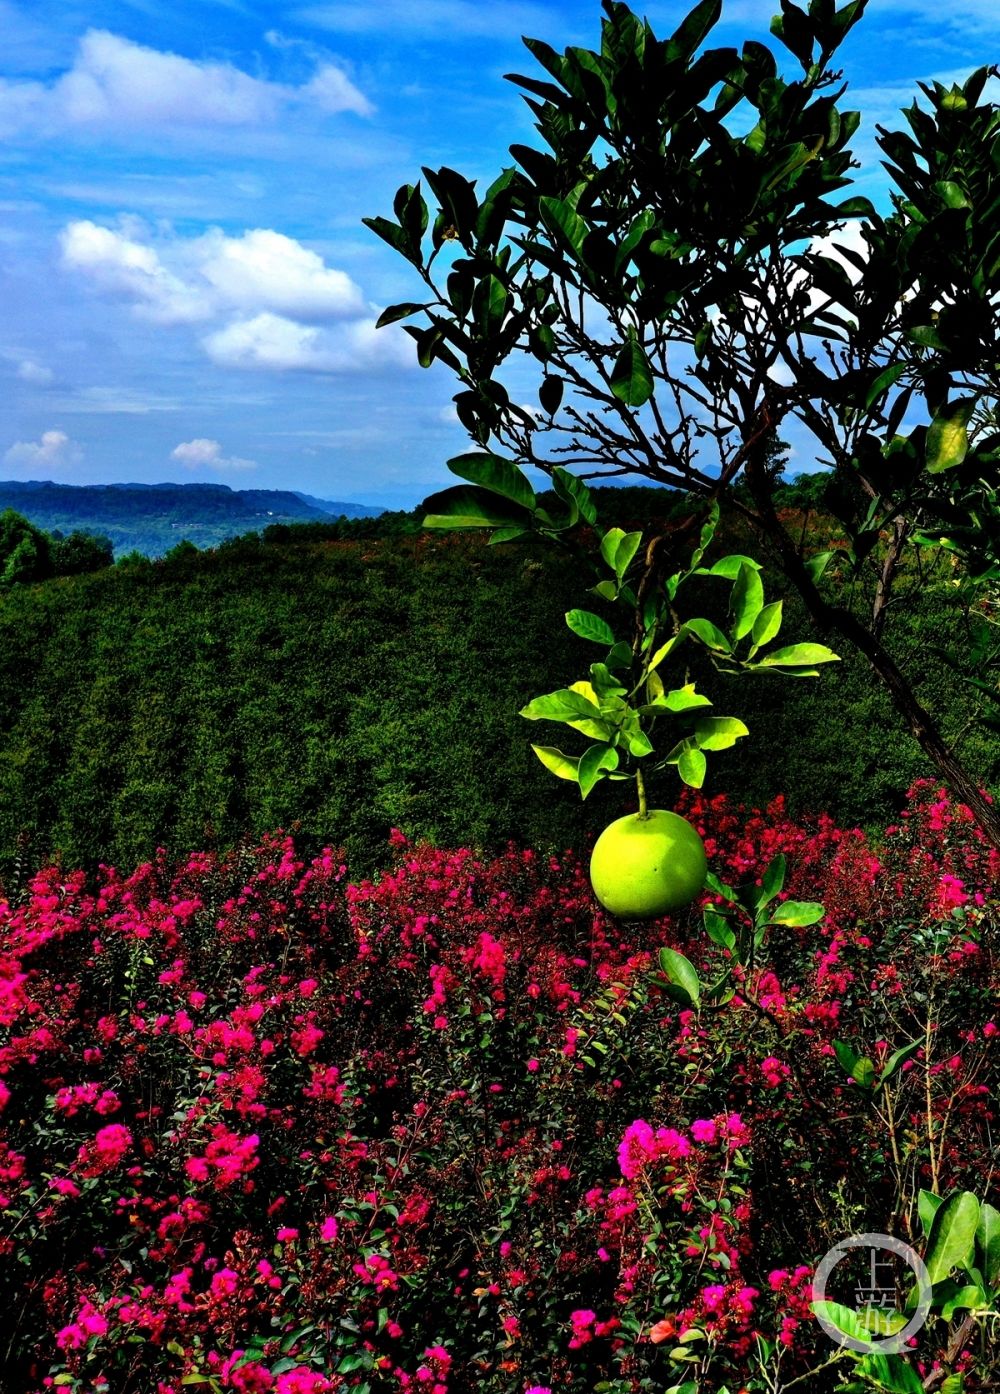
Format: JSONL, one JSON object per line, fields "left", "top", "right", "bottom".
{"left": 0, "top": 783, "right": 997, "bottom": 1393}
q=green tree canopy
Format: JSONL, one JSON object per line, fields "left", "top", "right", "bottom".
{"left": 367, "top": 0, "right": 1000, "bottom": 847}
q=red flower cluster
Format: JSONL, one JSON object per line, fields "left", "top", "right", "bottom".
{"left": 0, "top": 787, "right": 996, "bottom": 1393}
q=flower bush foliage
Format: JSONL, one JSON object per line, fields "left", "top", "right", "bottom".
{"left": 0, "top": 783, "right": 997, "bottom": 1393}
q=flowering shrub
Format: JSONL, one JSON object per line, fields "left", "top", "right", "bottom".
{"left": 0, "top": 785, "right": 997, "bottom": 1393}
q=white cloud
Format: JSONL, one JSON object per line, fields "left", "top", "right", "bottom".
{"left": 61, "top": 220, "right": 366, "bottom": 325}
{"left": 0, "top": 29, "right": 372, "bottom": 139}
{"left": 171, "top": 438, "right": 257, "bottom": 472}
{"left": 202, "top": 312, "right": 411, "bottom": 374}
{"left": 17, "top": 359, "right": 53, "bottom": 386}
{"left": 60, "top": 219, "right": 206, "bottom": 324}
{"left": 195, "top": 227, "right": 365, "bottom": 319}
{"left": 302, "top": 64, "right": 373, "bottom": 115}
{"left": 61, "top": 218, "right": 413, "bottom": 377}
{"left": 4, "top": 429, "right": 81, "bottom": 468}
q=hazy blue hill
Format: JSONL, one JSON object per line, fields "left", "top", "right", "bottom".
{"left": 0, "top": 480, "right": 383, "bottom": 557}
{"left": 292, "top": 490, "right": 383, "bottom": 517}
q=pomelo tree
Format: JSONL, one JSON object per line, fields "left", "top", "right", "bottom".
{"left": 366, "top": 0, "right": 1000, "bottom": 849}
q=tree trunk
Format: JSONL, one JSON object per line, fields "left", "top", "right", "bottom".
{"left": 743, "top": 463, "right": 1000, "bottom": 852}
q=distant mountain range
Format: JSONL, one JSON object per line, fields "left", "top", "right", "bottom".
{"left": 0, "top": 480, "right": 383, "bottom": 557}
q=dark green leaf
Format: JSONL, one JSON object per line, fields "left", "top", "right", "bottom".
{"left": 539, "top": 375, "right": 564, "bottom": 414}
{"left": 611, "top": 331, "right": 654, "bottom": 407}
{"left": 865, "top": 362, "right": 908, "bottom": 408}
{"left": 539, "top": 196, "right": 589, "bottom": 259}
{"left": 918, "top": 1189, "right": 943, "bottom": 1239}
{"left": 552, "top": 467, "right": 598, "bottom": 525}
{"left": 375, "top": 302, "right": 426, "bottom": 328}
{"left": 578, "top": 743, "right": 619, "bottom": 798}
{"left": 422, "top": 484, "right": 529, "bottom": 529}
{"left": 704, "top": 908, "right": 736, "bottom": 949}
{"left": 446, "top": 453, "right": 536, "bottom": 509}
{"left": 760, "top": 853, "right": 786, "bottom": 903}
{"left": 658, "top": 947, "right": 701, "bottom": 1006}
{"left": 877, "top": 1039, "right": 921, "bottom": 1087}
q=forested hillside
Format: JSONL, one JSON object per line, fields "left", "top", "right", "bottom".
{"left": 0, "top": 495, "right": 995, "bottom": 879}
{"left": 0, "top": 480, "right": 382, "bottom": 557}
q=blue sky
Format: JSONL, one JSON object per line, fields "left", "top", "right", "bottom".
{"left": 2, "top": 0, "right": 1000, "bottom": 508}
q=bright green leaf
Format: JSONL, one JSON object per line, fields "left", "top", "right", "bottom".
{"left": 926, "top": 399, "right": 975, "bottom": 474}
{"left": 919, "top": 1190, "right": 944, "bottom": 1238}
{"left": 520, "top": 688, "right": 603, "bottom": 722}
{"left": 615, "top": 530, "right": 643, "bottom": 581}
{"left": 975, "top": 1202, "right": 1000, "bottom": 1285}
{"left": 578, "top": 743, "right": 619, "bottom": 798}
{"left": 751, "top": 600, "right": 783, "bottom": 649}
{"left": 686, "top": 618, "right": 732, "bottom": 652}
{"left": 644, "top": 683, "right": 713, "bottom": 714}
{"left": 695, "top": 715, "right": 749, "bottom": 751}
{"left": 702, "top": 553, "right": 763, "bottom": 580}
{"left": 924, "top": 1191, "right": 981, "bottom": 1286}
{"left": 530, "top": 745, "right": 580, "bottom": 782}
{"left": 834, "top": 1039, "right": 861, "bottom": 1076}
{"left": 877, "top": 1039, "right": 921, "bottom": 1087}
{"left": 658, "top": 947, "right": 701, "bottom": 1005}
{"left": 678, "top": 745, "right": 707, "bottom": 787}
{"left": 811, "top": 1300, "right": 870, "bottom": 1343}
{"left": 730, "top": 562, "right": 765, "bottom": 640}
{"left": 601, "top": 527, "right": 626, "bottom": 571}
{"left": 566, "top": 609, "right": 616, "bottom": 645}
{"left": 759, "top": 643, "right": 840, "bottom": 667}
{"left": 771, "top": 900, "right": 825, "bottom": 927}
{"left": 855, "top": 1352, "right": 923, "bottom": 1394}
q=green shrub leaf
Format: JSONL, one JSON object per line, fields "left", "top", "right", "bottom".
{"left": 658, "top": 947, "right": 701, "bottom": 1006}
{"left": 771, "top": 900, "right": 825, "bottom": 927}
{"left": 924, "top": 1191, "right": 981, "bottom": 1285}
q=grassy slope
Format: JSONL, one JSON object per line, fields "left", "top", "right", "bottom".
{"left": 0, "top": 512, "right": 994, "bottom": 880}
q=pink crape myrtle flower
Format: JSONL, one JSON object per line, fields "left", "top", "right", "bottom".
{"left": 76, "top": 1123, "right": 132, "bottom": 1176}
{"left": 618, "top": 1118, "right": 691, "bottom": 1179}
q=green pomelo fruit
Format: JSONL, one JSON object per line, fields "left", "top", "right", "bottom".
{"left": 589, "top": 809, "right": 707, "bottom": 919}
